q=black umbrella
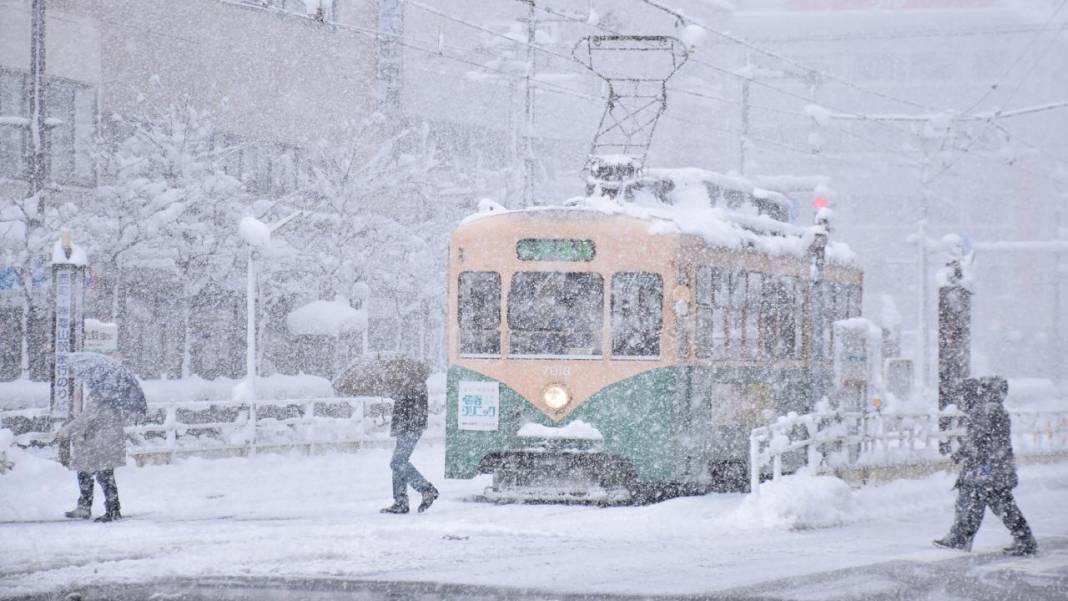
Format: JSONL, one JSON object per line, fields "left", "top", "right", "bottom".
{"left": 66, "top": 352, "right": 148, "bottom": 416}
{"left": 333, "top": 353, "right": 429, "bottom": 399}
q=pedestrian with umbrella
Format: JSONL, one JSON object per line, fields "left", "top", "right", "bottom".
{"left": 57, "top": 352, "right": 147, "bottom": 522}
{"left": 334, "top": 353, "right": 439, "bottom": 514}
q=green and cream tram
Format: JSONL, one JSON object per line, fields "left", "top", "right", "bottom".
{"left": 445, "top": 189, "right": 862, "bottom": 501}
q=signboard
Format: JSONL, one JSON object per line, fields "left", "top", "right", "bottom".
{"left": 84, "top": 319, "right": 118, "bottom": 354}
{"left": 51, "top": 265, "right": 85, "bottom": 418}
{"left": 458, "top": 380, "right": 500, "bottom": 431}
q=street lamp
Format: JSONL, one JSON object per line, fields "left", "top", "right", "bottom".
{"left": 237, "top": 212, "right": 301, "bottom": 403}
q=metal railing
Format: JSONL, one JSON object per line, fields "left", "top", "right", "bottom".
{"left": 2, "top": 396, "right": 396, "bottom": 463}
{"left": 749, "top": 408, "right": 1068, "bottom": 492}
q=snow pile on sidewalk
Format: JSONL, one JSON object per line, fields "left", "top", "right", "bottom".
{"left": 0, "top": 374, "right": 336, "bottom": 410}
{"left": 731, "top": 472, "right": 856, "bottom": 530}
{"left": 0, "top": 428, "right": 14, "bottom": 473}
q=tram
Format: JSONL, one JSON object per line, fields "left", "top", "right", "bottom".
{"left": 444, "top": 171, "right": 863, "bottom": 501}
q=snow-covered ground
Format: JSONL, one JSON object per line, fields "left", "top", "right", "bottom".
{"left": 2, "top": 440, "right": 1067, "bottom": 599}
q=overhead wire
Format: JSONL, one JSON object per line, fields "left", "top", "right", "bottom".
{"left": 634, "top": 0, "right": 942, "bottom": 112}
{"left": 925, "top": 12, "right": 1068, "bottom": 184}
{"left": 532, "top": 3, "right": 922, "bottom": 157}
{"left": 558, "top": 2, "right": 1052, "bottom": 178}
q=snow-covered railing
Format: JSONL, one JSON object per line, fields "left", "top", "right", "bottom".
{"left": 749, "top": 408, "right": 1068, "bottom": 491}
{"left": 2, "top": 397, "right": 395, "bottom": 462}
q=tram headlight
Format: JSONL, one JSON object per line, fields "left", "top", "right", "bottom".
{"left": 542, "top": 384, "right": 570, "bottom": 410}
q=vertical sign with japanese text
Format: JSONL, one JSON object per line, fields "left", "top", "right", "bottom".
{"left": 52, "top": 268, "right": 72, "bottom": 417}
{"left": 458, "top": 380, "right": 500, "bottom": 431}
{"left": 51, "top": 264, "right": 84, "bottom": 418}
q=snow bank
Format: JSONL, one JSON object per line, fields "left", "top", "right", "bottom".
{"left": 145, "top": 373, "right": 336, "bottom": 402}
{"left": 731, "top": 472, "right": 855, "bottom": 530}
{"left": 0, "top": 374, "right": 336, "bottom": 410}
{"left": 286, "top": 298, "right": 367, "bottom": 337}
{"left": 0, "top": 380, "right": 50, "bottom": 410}
{"left": 517, "top": 419, "right": 604, "bottom": 441}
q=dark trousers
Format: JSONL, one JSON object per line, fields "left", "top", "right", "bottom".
{"left": 390, "top": 431, "right": 433, "bottom": 504}
{"left": 948, "top": 484, "right": 1034, "bottom": 545}
{"left": 77, "top": 470, "right": 120, "bottom": 514}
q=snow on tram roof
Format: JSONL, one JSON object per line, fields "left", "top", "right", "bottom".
{"left": 461, "top": 196, "right": 857, "bottom": 266}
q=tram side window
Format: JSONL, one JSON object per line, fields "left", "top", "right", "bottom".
{"left": 761, "top": 276, "right": 798, "bottom": 360}
{"left": 695, "top": 267, "right": 723, "bottom": 359}
{"left": 819, "top": 282, "right": 836, "bottom": 360}
{"left": 745, "top": 272, "right": 763, "bottom": 359}
{"left": 845, "top": 284, "right": 862, "bottom": 318}
{"left": 508, "top": 272, "right": 604, "bottom": 357}
{"left": 458, "top": 271, "right": 501, "bottom": 356}
{"left": 728, "top": 271, "right": 747, "bottom": 359}
{"left": 611, "top": 272, "right": 663, "bottom": 358}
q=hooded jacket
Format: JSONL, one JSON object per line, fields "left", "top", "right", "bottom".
{"left": 953, "top": 377, "right": 1017, "bottom": 490}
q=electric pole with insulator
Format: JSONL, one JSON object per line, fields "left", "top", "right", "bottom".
{"left": 27, "top": 0, "right": 48, "bottom": 212}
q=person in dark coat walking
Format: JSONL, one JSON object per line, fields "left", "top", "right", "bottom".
{"left": 934, "top": 376, "right": 1037, "bottom": 555}
{"left": 57, "top": 398, "right": 126, "bottom": 522}
{"left": 380, "top": 364, "right": 438, "bottom": 514}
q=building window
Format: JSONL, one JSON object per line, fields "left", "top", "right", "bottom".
{"left": 0, "top": 70, "right": 26, "bottom": 179}
{"left": 611, "top": 272, "right": 662, "bottom": 358}
{"left": 214, "top": 134, "right": 302, "bottom": 197}
{"left": 0, "top": 69, "right": 96, "bottom": 187}
{"left": 239, "top": 1, "right": 337, "bottom": 21}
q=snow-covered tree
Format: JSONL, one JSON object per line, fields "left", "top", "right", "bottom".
{"left": 0, "top": 188, "right": 79, "bottom": 377}
{"left": 289, "top": 116, "right": 438, "bottom": 303}
{"left": 87, "top": 97, "right": 248, "bottom": 377}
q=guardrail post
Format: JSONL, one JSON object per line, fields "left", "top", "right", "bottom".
{"left": 749, "top": 431, "right": 760, "bottom": 494}
{"left": 248, "top": 400, "right": 258, "bottom": 457}
{"left": 165, "top": 404, "right": 177, "bottom": 463}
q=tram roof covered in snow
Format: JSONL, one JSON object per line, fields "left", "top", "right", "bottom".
{"left": 461, "top": 193, "right": 856, "bottom": 267}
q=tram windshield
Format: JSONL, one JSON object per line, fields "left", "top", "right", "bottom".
{"left": 507, "top": 272, "right": 604, "bottom": 358}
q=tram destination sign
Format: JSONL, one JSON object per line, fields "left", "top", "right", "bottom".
{"left": 516, "top": 238, "right": 596, "bottom": 262}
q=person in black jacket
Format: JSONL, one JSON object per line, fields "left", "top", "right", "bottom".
{"left": 381, "top": 365, "right": 438, "bottom": 514}
{"left": 934, "top": 377, "right": 1037, "bottom": 555}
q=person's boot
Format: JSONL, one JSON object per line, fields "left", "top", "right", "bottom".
{"left": 380, "top": 501, "right": 409, "bottom": 514}
{"left": 1003, "top": 537, "right": 1038, "bottom": 556}
{"left": 418, "top": 487, "right": 439, "bottom": 513}
{"left": 94, "top": 510, "right": 122, "bottom": 523}
{"left": 933, "top": 537, "right": 971, "bottom": 551}
{"left": 64, "top": 505, "right": 91, "bottom": 520}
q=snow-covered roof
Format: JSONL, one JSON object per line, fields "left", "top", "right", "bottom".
{"left": 642, "top": 167, "right": 796, "bottom": 216}
{"left": 461, "top": 195, "right": 858, "bottom": 266}
{"left": 286, "top": 299, "right": 367, "bottom": 337}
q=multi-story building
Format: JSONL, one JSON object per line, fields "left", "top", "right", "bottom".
{"left": 0, "top": 0, "right": 402, "bottom": 380}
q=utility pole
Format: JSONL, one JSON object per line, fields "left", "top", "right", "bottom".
{"left": 27, "top": 0, "right": 47, "bottom": 211}
{"left": 520, "top": 0, "right": 537, "bottom": 207}
{"left": 1054, "top": 178, "right": 1066, "bottom": 385}
{"left": 916, "top": 216, "right": 930, "bottom": 396}
{"left": 739, "top": 77, "right": 750, "bottom": 176}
